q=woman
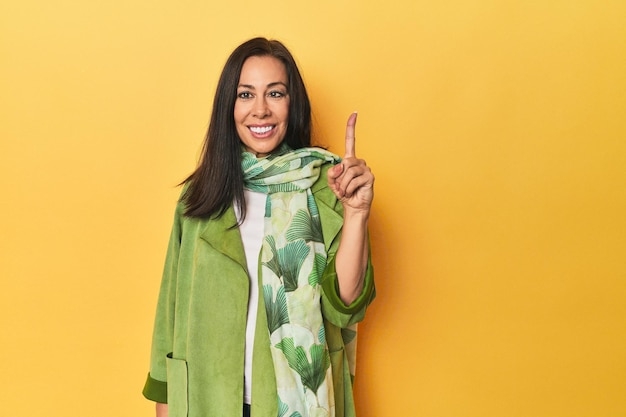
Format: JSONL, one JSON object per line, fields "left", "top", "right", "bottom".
{"left": 142, "top": 37, "right": 375, "bottom": 417}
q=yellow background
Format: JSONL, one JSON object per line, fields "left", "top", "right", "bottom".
{"left": 1, "top": 0, "right": 624, "bottom": 416}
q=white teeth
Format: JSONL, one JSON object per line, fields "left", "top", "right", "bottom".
{"left": 250, "top": 126, "right": 273, "bottom": 134}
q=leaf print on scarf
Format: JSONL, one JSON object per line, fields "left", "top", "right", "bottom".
{"left": 264, "top": 285, "right": 290, "bottom": 334}
{"left": 318, "top": 326, "right": 326, "bottom": 346}
{"left": 262, "top": 235, "right": 282, "bottom": 278}
{"left": 257, "top": 162, "right": 286, "bottom": 178}
{"left": 268, "top": 182, "right": 301, "bottom": 193}
{"left": 309, "top": 253, "right": 326, "bottom": 287}
{"left": 241, "top": 155, "right": 265, "bottom": 178}
{"left": 278, "top": 396, "right": 303, "bottom": 417}
{"left": 306, "top": 193, "right": 319, "bottom": 217}
{"left": 275, "top": 337, "right": 331, "bottom": 394}
{"left": 262, "top": 236, "right": 311, "bottom": 292}
{"left": 270, "top": 239, "right": 310, "bottom": 292}
{"left": 286, "top": 209, "right": 323, "bottom": 244}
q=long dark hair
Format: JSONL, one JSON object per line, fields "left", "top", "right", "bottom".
{"left": 181, "top": 37, "right": 312, "bottom": 219}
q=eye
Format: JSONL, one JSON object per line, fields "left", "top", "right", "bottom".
{"left": 237, "top": 91, "right": 253, "bottom": 100}
{"left": 268, "top": 90, "right": 287, "bottom": 99}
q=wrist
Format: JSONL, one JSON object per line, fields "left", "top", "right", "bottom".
{"left": 342, "top": 207, "right": 370, "bottom": 222}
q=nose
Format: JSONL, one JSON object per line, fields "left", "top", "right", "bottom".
{"left": 252, "top": 96, "right": 270, "bottom": 118}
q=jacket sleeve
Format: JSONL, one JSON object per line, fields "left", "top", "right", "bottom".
{"left": 319, "top": 196, "right": 376, "bottom": 329}
{"left": 142, "top": 201, "right": 184, "bottom": 403}
{"left": 320, "top": 240, "right": 375, "bottom": 328}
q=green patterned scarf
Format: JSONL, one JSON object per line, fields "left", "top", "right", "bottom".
{"left": 242, "top": 144, "right": 341, "bottom": 417}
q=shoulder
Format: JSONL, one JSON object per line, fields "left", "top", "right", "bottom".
{"left": 312, "top": 162, "right": 344, "bottom": 221}
{"left": 312, "top": 162, "right": 336, "bottom": 200}
{"left": 172, "top": 184, "right": 234, "bottom": 229}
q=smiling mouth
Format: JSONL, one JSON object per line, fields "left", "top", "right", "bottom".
{"left": 249, "top": 125, "right": 275, "bottom": 135}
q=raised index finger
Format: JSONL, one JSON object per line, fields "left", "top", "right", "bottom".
{"left": 344, "top": 112, "right": 357, "bottom": 158}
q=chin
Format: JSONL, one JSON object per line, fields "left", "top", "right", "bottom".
{"left": 245, "top": 141, "right": 284, "bottom": 157}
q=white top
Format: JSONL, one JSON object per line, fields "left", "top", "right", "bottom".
{"left": 234, "top": 189, "right": 266, "bottom": 405}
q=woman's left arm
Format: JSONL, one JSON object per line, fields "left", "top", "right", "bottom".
{"left": 327, "top": 112, "right": 375, "bottom": 305}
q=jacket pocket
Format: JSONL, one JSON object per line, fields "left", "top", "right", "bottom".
{"left": 166, "top": 353, "right": 189, "bottom": 417}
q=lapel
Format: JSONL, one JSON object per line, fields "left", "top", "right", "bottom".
{"left": 312, "top": 165, "right": 344, "bottom": 251}
{"left": 199, "top": 206, "right": 248, "bottom": 271}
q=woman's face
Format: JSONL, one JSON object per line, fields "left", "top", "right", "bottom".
{"left": 234, "top": 56, "right": 290, "bottom": 157}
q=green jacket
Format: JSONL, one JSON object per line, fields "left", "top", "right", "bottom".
{"left": 143, "top": 165, "right": 375, "bottom": 417}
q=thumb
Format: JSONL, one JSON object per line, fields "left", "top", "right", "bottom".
{"left": 327, "top": 163, "right": 343, "bottom": 184}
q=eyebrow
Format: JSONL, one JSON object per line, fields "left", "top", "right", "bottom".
{"left": 237, "top": 82, "right": 288, "bottom": 90}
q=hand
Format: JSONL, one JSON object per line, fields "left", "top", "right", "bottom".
{"left": 327, "top": 112, "right": 375, "bottom": 214}
{"left": 156, "top": 403, "right": 168, "bottom": 417}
